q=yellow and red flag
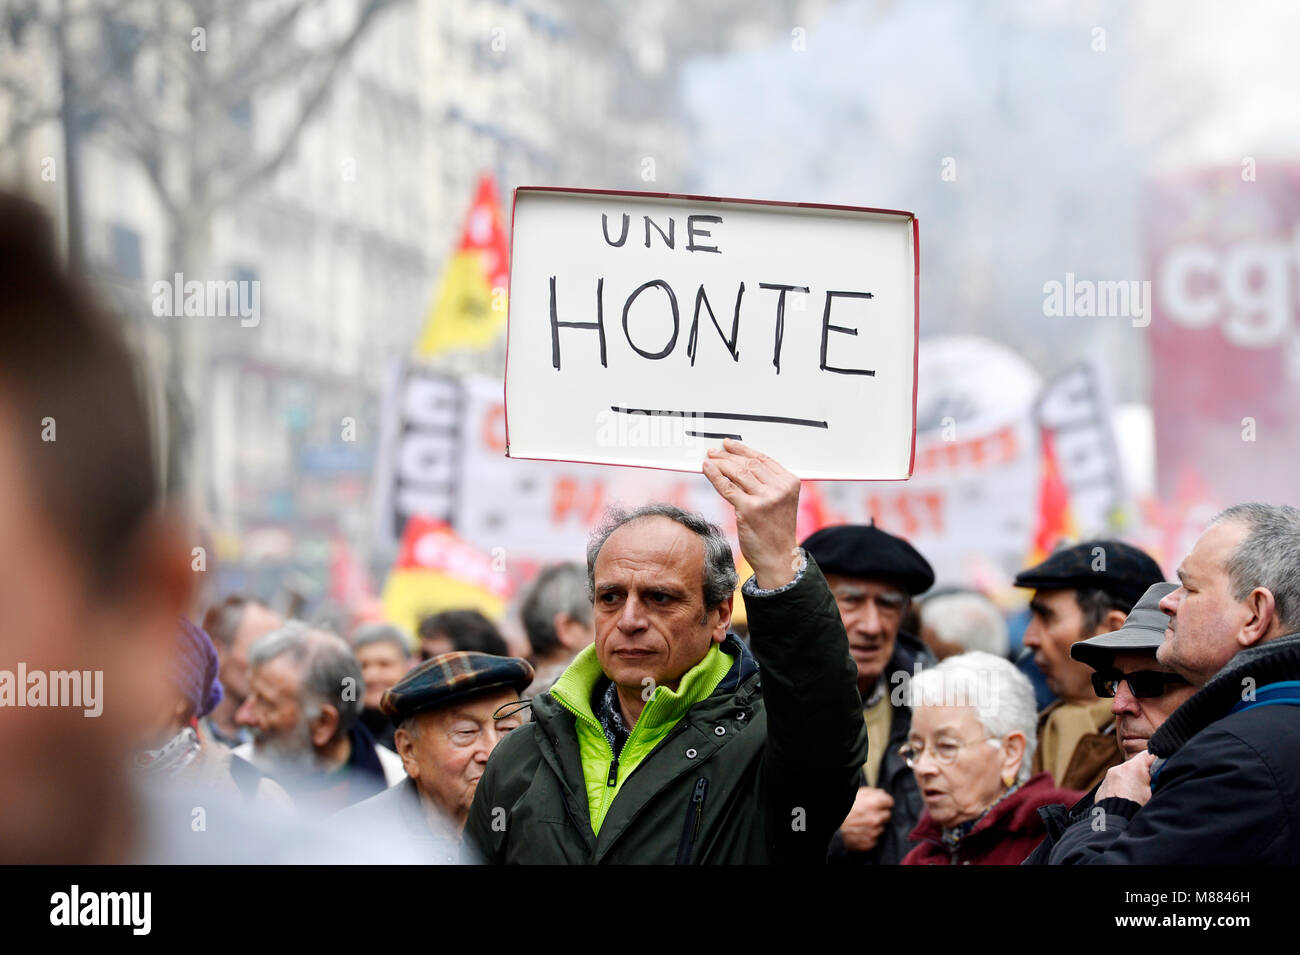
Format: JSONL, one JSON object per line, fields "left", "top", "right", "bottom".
{"left": 413, "top": 173, "right": 511, "bottom": 358}
{"left": 380, "top": 516, "right": 511, "bottom": 636}
{"left": 1027, "top": 427, "right": 1078, "bottom": 566}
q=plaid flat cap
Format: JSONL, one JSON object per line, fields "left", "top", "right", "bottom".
{"left": 801, "top": 523, "right": 935, "bottom": 596}
{"left": 1071, "top": 582, "right": 1177, "bottom": 671}
{"left": 1014, "top": 539, "right": 1164, "bottom": 613}
{"left": 380, "top": 651, "right": 534, "bottom": 724}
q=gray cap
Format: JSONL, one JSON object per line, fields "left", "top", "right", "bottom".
{"left": 1069, "top": 581, "right": 1177, "bottom": 672}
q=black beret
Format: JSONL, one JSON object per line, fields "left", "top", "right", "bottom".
{"left": 1071, "top": 582, "right": 1177, "bottom": 671}
{"left": 1014, "top": 540, "right": 1164, "bottom": 613}
{"left": 380, "top": 651, "right": 534, "bottom": 725}
{"left": 800, "top": 524, "right": 935, "bottom": 596}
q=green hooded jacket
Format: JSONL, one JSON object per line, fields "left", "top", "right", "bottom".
{"left": 463, "top": 555, "right": 867, "bottom": 864}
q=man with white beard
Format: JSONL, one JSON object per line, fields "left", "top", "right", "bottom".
{"left": 234, "top": 622, "right": 404, "bottom": 814}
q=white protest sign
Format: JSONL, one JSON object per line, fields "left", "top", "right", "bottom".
{"left": 504, "top": 188, "right": 918, "bottom": 479}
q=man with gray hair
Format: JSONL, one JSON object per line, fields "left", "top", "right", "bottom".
{"left": 520, "top": 562, "right": 595, "bottom": 695}
{"left": 234, "top": 622, "right": 405, "bottom": 814}
{"left": 1049, "top": 503, "right": 1300, "bottom": 863}
{"left": 465, "top": 440, "right": 867, "bottom": 864}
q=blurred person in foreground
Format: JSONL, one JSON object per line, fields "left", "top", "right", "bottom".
{"left": 234, "top": 622, "right": 405, "bottom": 813}
{"left": 1049, "top": 504, "right": 1300, "bottom": 863}
{"left": 0, "top": 193, "right": 198, "bottom": 864}
{"left": 331, "top": 651, "right": 533, "bottom": 862}
{"left": 520, "top": 561, "right": 595, "bottom": 695}
{"left": 0, "top": 194, "right": 411, "bottom": 863}
{"left": 919, "top": 590, "right": 1010, "bottom": 661}
{"left": 800, "top": 523, "right": 937, "bottom": 865}
{"left": 418, "top": 608, "right": 508, "bottom": 661}
{"left": 1015, "top": 540, "right": 1165, "bottom": 790}
{"left": 135, "top": 617, "right": 293, "bottom": 811}
{"left": 200, "top": 594, "right": 285, "bottom": 748}
{"left": 350, "top": 622, "right": 414, "bottom": 750}
{"left": 900, "top": 652, "right": 1080, "bottom": 865}
{"left": 1023, "top": 582, "right": 1193, "bottom": 864}
{"left": 0, "top": 194, "right": 340, "bottom": 862}
{"left": 464, "top": 440, "right": 867, "bottom": 864}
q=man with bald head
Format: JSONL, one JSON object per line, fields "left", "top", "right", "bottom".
{"left": 234, "top": 621, "right": 405, "bottom": 814}
{"left": 1048, "top": 503, "right": 1300, "bottom": 864}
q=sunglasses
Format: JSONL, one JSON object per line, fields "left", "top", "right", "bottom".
{"left": 1092, "top": 668, "right": 1190, "bottom": 699}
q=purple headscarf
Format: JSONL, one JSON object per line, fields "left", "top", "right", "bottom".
{"left": 174, "top": 616, "right": 224, "bottom": 718}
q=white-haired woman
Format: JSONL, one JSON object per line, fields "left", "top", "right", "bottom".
{"left": 900, "top": 651, "right": 1081, "bottom": 865}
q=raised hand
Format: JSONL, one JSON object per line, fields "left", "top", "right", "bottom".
{"left": 701, "top": 439, "right": 801, "bottom": 590}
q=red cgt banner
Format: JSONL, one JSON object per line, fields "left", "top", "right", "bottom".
{"left": 1145, "top": 164, "right": 1300, "bottom": 510}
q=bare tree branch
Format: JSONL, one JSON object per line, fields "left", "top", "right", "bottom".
{"left": 208, "top": 0, "right": 401, "bottom": 208}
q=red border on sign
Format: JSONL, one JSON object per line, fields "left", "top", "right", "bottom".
{"left": 502, "top": 185, "right": 920, "bottom": 481}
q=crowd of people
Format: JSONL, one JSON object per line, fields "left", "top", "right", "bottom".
{"left": 4, "top": 190, "right": 1300, "bottom": 866}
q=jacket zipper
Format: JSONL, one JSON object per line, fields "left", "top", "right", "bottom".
{"left": 551, "top": 692, "right": 635, "bottom": 830}
{"left": 675, "top": 776, "right": 709, "bottom": 864}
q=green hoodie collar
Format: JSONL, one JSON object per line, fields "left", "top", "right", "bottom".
{"left": 550, "top": 642, "right": 735, "bottom": 734}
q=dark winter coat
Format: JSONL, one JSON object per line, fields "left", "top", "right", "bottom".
{"left": 1048, "top": 632, "right": 1300, "bottom": 864}
{"left": 826, "top": 630, "right": 934, "bottom": 865}
{"left": 462, "top": 557, "right": 868, "bottom": 864}
{"left": 1021, "top": 783, "right": 1099, "bottom": 866}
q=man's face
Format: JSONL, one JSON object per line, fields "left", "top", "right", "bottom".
{"left": 235, "top": 656, "right": 315, "bottom": 767}
{"left": 1107, "top": 650, "right": 1197, "bottom": 758}
{"left": 0, "top": 397, "right": 187, "bottom": 861}
{"left": 1157, "top": 520, "right": 1251, "bottom": 685}
{"left": 1023, "top": 588, "right": 1102, "bottom": 704}
{"left": 222, "top": 603, "right": 283, "bottom": 703}
{"left": 592, "top": 517, "right": 730, "bottom": 694}
{"left": 398, "top": 689, "right": 524, "bottom": 826}
{"left": 356, "top": 641, "right": 408, "bottom": 710}
{"left": 824, "top": 573, "right": 906, "bottom": 689}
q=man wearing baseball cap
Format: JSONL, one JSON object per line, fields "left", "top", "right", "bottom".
{"left": 1023, "top": 582, "right": 1194, "bottom": 864}
{"left": 330, "top": 651, "right": 533, "bottom": 863}
{"left": 1014, "top": 540, "right": 1166, "bottom": 790}
{"left": 801, "top": 522, "right": 937, "bottom": 866}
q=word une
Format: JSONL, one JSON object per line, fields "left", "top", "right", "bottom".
{"left": 0, "top": 663, "right": 102, "bottom": 717}
{"left": 548, "top": 276, "right": 876, "bottom": 376}
{"left": 50, "top": 885, "right": 151, "bottom": 935}
{"left": 151, "top": 272, "right": 260, "bottom": 327}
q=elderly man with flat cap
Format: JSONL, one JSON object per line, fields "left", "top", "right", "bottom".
{"left": 1015, "top": 540, "right": 1165, "bottom": 791}
{"left": 802, "top": 523, "right": 937, "bottom": 865}
{"left": 330, "top": 651, "right": 533, "bottom": 863}
{"left": 1023, "top": 582, "right": 1194, "bottom": 864}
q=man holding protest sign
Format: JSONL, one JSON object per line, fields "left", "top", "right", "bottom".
{"left": 463, "top": 439, "right": 867, "bottom": 864}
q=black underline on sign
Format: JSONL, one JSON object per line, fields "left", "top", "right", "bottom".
{"left": 686, "top": 430, "right": 744, "bottom": 440}
{"left": 609, "top": 407, "right": 829, "bottom": 429}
